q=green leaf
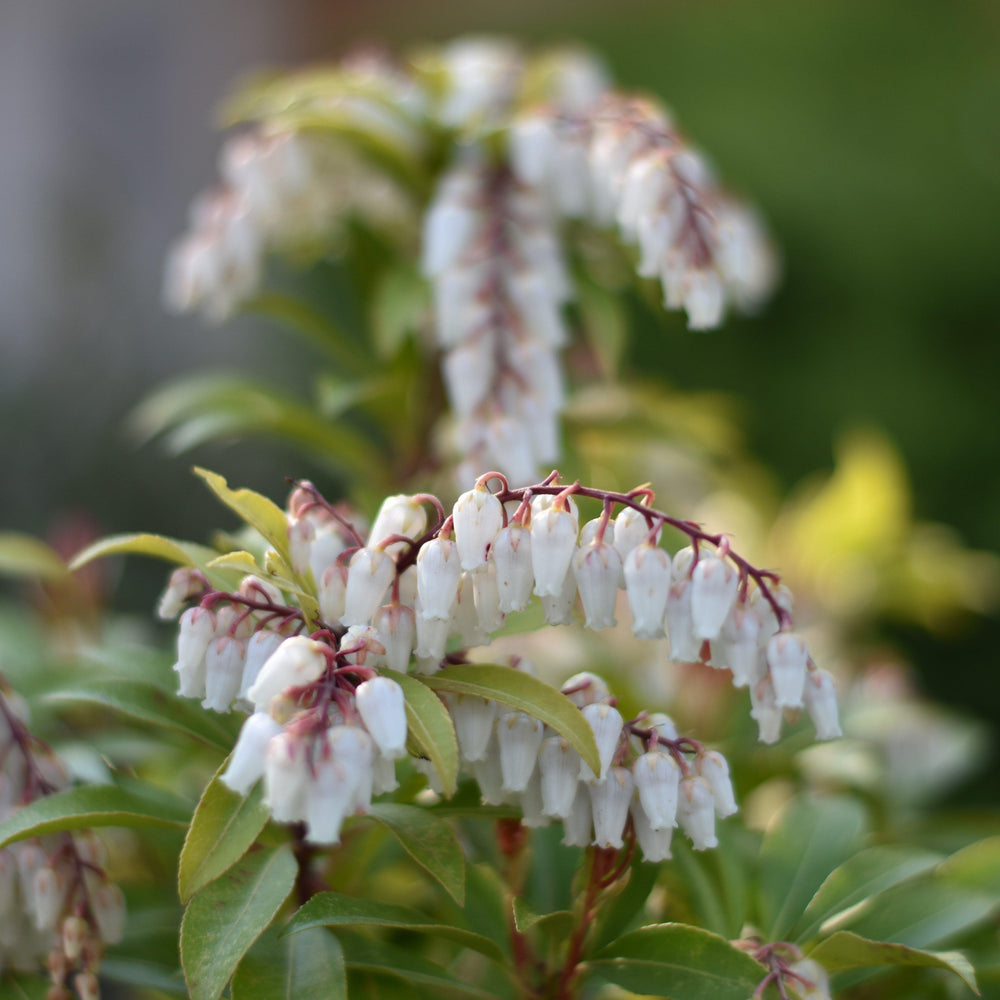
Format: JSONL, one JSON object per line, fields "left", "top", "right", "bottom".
{"left": 287, "top": 891, "right": 503, "bottom": 960}
{"left": 205, "top": 550, "right": 262, "bottom": 575}
{"left": 758, "top": 794, "right": 867, "bottom": 940}
{"left": 419, "top": 665, "right": 601, "bottom": 778}
{"left": 576, "top": 278, "right": 627, "bottom": 379}
{"left": 366, "top": 803, "right": 465, "bottom": 905}
{"left": 0, "top": 975, "right": 52, "bottom": 1000}
{"left": 0, "top": 533, "right": 67, "bottom": 580}
{"left": 810, "top": 930, "right": 979, "bottom": 994}
{"left": 587, "top": 923, "right": 765, "bottom": 1000}
{"left": 233, "top": 926, "right": 346, "bottom": 1000}
{"left": 511, "top": 897, "right": 574, "bottom": 938}
{"left": 796, "top": 845, "right": 944, "bottom": 942}
{"left": 383, "top": 669, "right": 458, "bottom": 797}
{"left": 100, "top": 959, "right": 189, "bottom": 997}
{"left": 939, "top": 836, "right": 1000, "bottom": 898}
{"left": 370, "top": 266, "right": 429, "bottom": 358}
{"left": 590, "top": 857, "right": 662, "bottom": 951}
{"left": 194, "top": 468, "right": 292, "bottom": 562}
{"left": 69, "top": 532, "right": 220, "bottom": 574}
{"left": 179, "top": 763, "right": 271, "bottom": 903}
{"left": 180, "top": 845, "right": 297, "bottom": 1000}
{"left": 0, "top": 784, "right": 190, "bottom": 847}
{"left": 44, "top": 678, "right": 234, "bottom": 753}
{"left": 337, "top": 932, "right": 500, "bottom": 999}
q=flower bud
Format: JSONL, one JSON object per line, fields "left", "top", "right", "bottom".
{"left": 91, "top": 881, "right": 126, "bottom": 945}
{"left": 173, "top": 606, "right": 215, "bottom": 699}
{"left": 623, "top": 543, "right": 670, "bottom": 639}
{"left": 369, "top": 495, "right": 427, "bottom": 551}
{"left": 309, "top": 524, "right": 348, "bottom": 582}
{"left": 490, "top": 524, "right": 534, "bottom": 613}
{"left": 453, "top": 486, "right": 504, "bottom": 571}
{"left": 32, "top": 866, "right": 66, "bottom": 932}
{"left": 804, "top": 668, "right": 842, "bottom": 741}
{"left": 632, "top": 749, "right": 680, "bottom": 829}
{"left": 416, "top": 537, "right": 463, "bottom": 620}
{"left": 318, "top": 564, "right": 348, "bottom": 625}
{"left": 221, "top": 711, "right": 284, "bottom": 795}
{"left": 751, "top": 584, "right": 793, "bottom": 645}
{"left": 355, "top": 677, "right": 407, "bottom": 761}
{"left": 157, "top": 567, "right": 203, "bottom": 620}
{"left": 613, "top": 506, "right": 658, "bottom": 566}
{"left": 62, "top": 915, "right": 89, "bottom": 962}
{"left": 579, "top": 703, "right": 623, "bottom": 784}
{"left": 560, "top": 672, "right": 611, "bottom": 709}
{"left": 677, "top": 775, "right": 718, "bottom": 850}
{"left": 247, "top": 636, "right": 327, "bottom": 711}
{"left": 590, "top": 767, "right": 633, "bottom": 849}
{"left": 342, "top": 547, "right": 396, "bottom": 627}
{"left": 750, "top": 676, "right": 783, "bottom": 744}
{"left": 497, "top": 711, "right": 545, "bottom": 793}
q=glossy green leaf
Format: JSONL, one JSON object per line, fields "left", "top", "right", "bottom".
{"left": 180, "top": 845, "right": 297, "bottom": 1000}
{"left": 287, "top": 891, "right": 503, "bottom": 960}
{"left": 44, "top": 678, "right": 234, "bottom": 753}
{"left": 383, "top": 669, "right": 458, "bottom": 797}
{"left": 0, "top": 784, "right": 190, "bottom": 847}
{"left": 511, "top": 897, "right": 574, "bottom": 938}
{"left": 233, "top": 926, "right": 346, "bottom": 1000}
{"left": 419, "top": 665, "right": 600, "bottom": 778}
{"left": 337, "top": 932, "right": 500, "bottom": 999}
{"left": 205, "top": 550, "right": 262, "bottom": 575}
{"left": 69, "top": 532, "right": 220, "bottom": 574}
{"left": 796, "top": 845, "right": 944, "bottom": 942}
{"left": 758, "top": 794, "right": 867, "bottom": 940}
{"left": 0, "top": 533, "right": 67, "bottom": 580}
{"left": 366, "top": 803, "right": 465, "bottom": 905}
{"left": 194, "top": 468, "right": 293, "bottom": 562}
{"left": 939, "top": 836, "right": 1000, "bottom": 898}
{"left": 810, "top": 930, "right": 979, "bottom": 993}
{"left": 179, "top": 763, "right": 271, "bottom": 903}
{"left": 587, "top": 923, "right": 765, "bottom": 1000}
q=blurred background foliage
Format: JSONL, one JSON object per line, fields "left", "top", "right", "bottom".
{"left": 0, "top": 1, "right": 997, "bottom": 778}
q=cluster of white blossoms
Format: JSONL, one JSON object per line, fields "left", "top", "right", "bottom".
{"left": 510, "top": 94, "right": 778, "bottom": 329}
{"left": 159, "top": 471, "right": 839, "bottom": 850}
{"left": 0, "top": 688, "right": 125, "bottom": 999}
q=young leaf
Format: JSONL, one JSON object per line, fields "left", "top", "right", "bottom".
{"left": 383, "top": 669, "right": 459, "bottom": 797}
{"left": 180, "top": 845, "right": 297, "bottom": 1000}
{"left": 366, "top": 803, "right": 465, "bottom": 905}
{"left": 232, "top": 926, "right": 346, "bottom": 1000}
{"left": 587, "top": 923, "right": 765, "bottom": 1000}
{"left": 419, "top": 665, "right": 601, "bottom": 778}
{"left": 69, "top": 532, "right": 220, "bottom": 574}
{"left": 44, "top": 678, "right": 235, "bottom": 753}
{"left": 511, "top": 897, "right": 574, "bottom": 938}
{"left": 286, "top": 891, "right": 504, "bottom": 960}
{"left": 194, "top": 468, "right": 292, "bottom": 563}
{"left": 0, "top": 533, "right": 67, "bottom": 580}
{"left": 179, "top": 763, "right": 271, "bottom": 903}
{"left": 758, "top": 794, "right": 867, "bottom": 940}
{"left": 795, "top": 845, "right": 944, "bottom": 942}
{"left": 809, "top": 930, "right": 979, "bottom": 994}
{"left": 0, "top": 784, "right": 190, "bottom": 848}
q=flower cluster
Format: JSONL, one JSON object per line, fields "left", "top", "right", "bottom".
{"left": 511, "top": 94, "right": 778, "bottom": 329}
{"left": 735, "top": 939, "right": 833, "bottom": 1000}
{"left": 0, "top": 686, "right": 125, "bottom": 999}
{"left": 159, "top": 471, "right": 839, "bottom": 850}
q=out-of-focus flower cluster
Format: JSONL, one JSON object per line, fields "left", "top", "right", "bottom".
{"left": 158, "top": 472, "right": 838, "bottom": 851}
{"left": 0, "top": 687, "right": 124, "bottom": 1000}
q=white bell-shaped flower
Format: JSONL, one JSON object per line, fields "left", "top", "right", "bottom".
{"left": 538, "top": 736, "right": 582, "bottom": 819}
{"left": 318, "top": 564, "right": 348, "bottom": 625}
{"left": 448, "top": 695, "right": 498, "bottom": 763}
{"left": 579, "top": 517, "right": 615, "bottom": 549}
{"left": 240, "top": 629, "right": 285, "bottom": 700}
{"left": 453, "top": 572, "right": 490, "bottom": 647}
{"left": 309, "top": 525, "right": 348, "bottom": 582}
{"left": 573, "top": 540, "right": 622, "bottom": 630}
{"left": 32, "top": 867, "right": 66, "bottom": 932}
{"left": 560, "top": 672, "right": 611, "bottom": 709}
{"left": 562, "top": 784, "right": 594, "bottom": 847}
{"left": 623, "top": 543, "right": 671, "bottom": 639}
{"left": 263, "top": 731, "right": 309, "bottom": 823}
{"left": 677, "top": 775, "right": 718, "bottom": 850}
{"left": 715, "top": 601, "right": 761, "bottom": 687}
{"left": 613, "top": 506, "right": 658, "bottom": 566}
{"left": 804, "top": 669, "right": 842, "bottom": 740}
{"left": 304, "top": 752, "right": 353, "bottom": 845}
{"left": 287, "top": 517, "right": 314, "bottom": 576}
{"left": 750, "top": 675, "right": 783, "bottom": 744}
{"left": 590, "top": 767, "right": 633, "bottom": 849}
{"left": 690, "top": 554, "right": 739, "bottom": 640}
{"left": 247, "top": 636, "right": 327, "bottom": 711}
{"left": 540, "top": 568, "right": 578, "bottom": 626}
{"left": 519, "top": 769, "right": 551, "bottom": 828}
{"left": 369, "top": 494, "right": 427, "bottom": 550}
{"left": 530, "top": 503, "right": 579, "bottom": 597}
{"left": 630, "top": 797, "right": 674, "bottom": 862}
{"left": 497, "top": 711, "right": 545, "bottom": 793}
{"left": 696, "top": 750, "right": 738, "bottom": 818}
{"left": 472, "top": 732, "right": 507, "bottom": 805}
{"left": 471, "top": 563, "right": 505, "bottom": 633}
{"left": 342, "top": 547, "right": 396, "bottom": 627}
{"left": 510, "top": 115, "right": 554, "bottom": 186}
{"left": 421, "top": 201, "right": 478, "bottom": 277}
{"left": 751, "top": 584, "right": 793, "bottom": 645}
{"left": 91, "top": 882, "right": 126, "bottom": 946}
{"left": 632, "top": 749, "right": 680, "bottom": 829}
{"left": 222, "top": 711, "right": 284, "bottom": 795}
{"left": 414, "top": 596, "right": 451, "bottom": 664}
{"left": 202, "top": 635, "right": 246, "bottom": 713}
{"left": 766, "top": 632, "right": 809, "bottom": 709}
{"left": 173, "top": 606, "right": 215, "bottom": 699}
{"left": 579, "top": 703, "right": 623, "bottom": 784}
{"left": 157, "top": 567, "right": 202, "bottom": 620}
{"left": 328, "top": 725, "right": 376, "bottom": 813}
{"left": 372, "top": 753, "right": 400, "bottom": 796}
{"left": 666, "top": 579, "right": 701, "bottom": 661}
{"left": 413, "top": 757, "right": 445, "bottom": 796}
{"left": 453, "top": 486, "right": 504, "bottom": 571}
{"left": 355, "top": 677, "right": 407, "bottom": 761}
{"left": 490, "top": 524, "right": 534, "bottom": 612}
{"left": 416, "top": 537, "right": 463, "bottom": 620}
{"left": 372, "top": 602, "right": 416, "bottom": 674}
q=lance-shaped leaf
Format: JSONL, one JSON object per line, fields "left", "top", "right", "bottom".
{"left": 179, "top": 762, "right": 271, "bottom": 903}
{"left": 0, "top": 784, "right": 190, "bottom": 848}
{"left": 0, "top": 533, "right": 67, "bottom": 580}
{"left": 232, "top": 926, "right": 346, "bottom": 1000}
{"left": 366, "top": 803, "right": 465, "bottom": 905}
{"left": 286, "top": 891, "right": 503, "bottom": 960}
{"left": 795, "top": 845, "right": 944, "bottom": 942}
{"left": 383, "top": 669, "right": 458, "bottom": 797}
{"left": 587, "top": 923, "right": 765, "bottom": 1000}
{"left": 419, "top": 665, "right": 601, "bottom": 778}
{"left": 69, "top": 532, "right": 223, "bottom": 577}
{"left": 590, "top": 857, "right": 663, "bottom": 951}
{"left": 511, "top": 897, "right": 574, "bottom": 939}
{"left": 758, "top": 794, "right": 867, "bottom": 941}
{"left": 180, "top": 845, "right": 297, "bottom": 1000}
{"left": 810, "top": 930, "right": 979, "bottom": 994}
{"left": 44, "top": 678, "right": 235, "bottom": 753}
{"left": 938, "top": 836, "right": 1000, "bottom": 898}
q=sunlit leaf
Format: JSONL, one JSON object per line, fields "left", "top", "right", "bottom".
{"left": 938, "top": 836, "right": 1000, "bottom": 898}
{"left": 194, "top": 468, "right": 292, "bottom": 562}
{"left": 69, "top": 532, "right": 220, "bottom": 575}
{"left": 0, "top": 533, "right": 67, "bottom": 580}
